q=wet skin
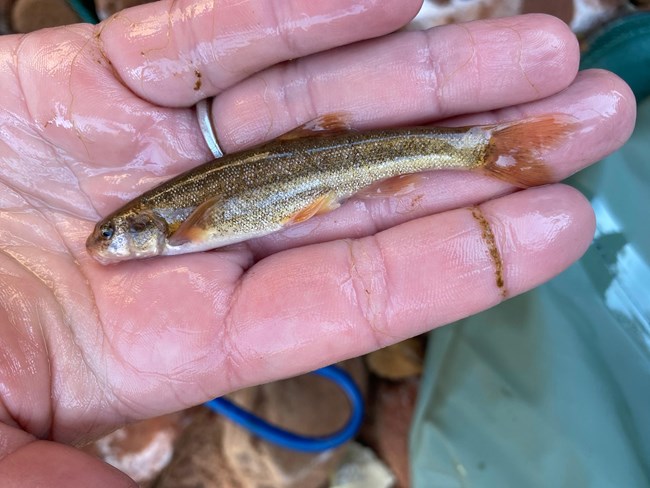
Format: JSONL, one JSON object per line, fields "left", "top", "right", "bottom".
{"left": 0, "top": 1, "right": 637, "bottom": 486}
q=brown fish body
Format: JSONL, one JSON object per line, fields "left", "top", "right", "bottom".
{"left": 87, "top": 116, "right": 571, "bottom": 264}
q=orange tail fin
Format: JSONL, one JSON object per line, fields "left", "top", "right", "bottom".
{"left": 481, "top": 115, "right": 577, "bottom": 188}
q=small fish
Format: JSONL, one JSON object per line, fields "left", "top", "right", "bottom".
{"left": 86, "top": 113, "right": 574, "bottom": 264}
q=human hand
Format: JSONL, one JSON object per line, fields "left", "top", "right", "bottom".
{"left": 0, "top": 1, "right": 636, "bottom": 485}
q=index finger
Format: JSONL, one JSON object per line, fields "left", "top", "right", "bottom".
{"left": 98, "top": 0, "right": 423, "bottom": 106}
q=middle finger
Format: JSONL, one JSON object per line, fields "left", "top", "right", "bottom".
{"left": 211, "top": 14, "right": 580, "bottom": 150}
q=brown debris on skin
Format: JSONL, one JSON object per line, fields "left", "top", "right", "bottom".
{"left": 470, "top": 206, "right": 507, "bottom": 298}
{"left": 410, "top": 194, "right": 424, "bottom": 209}
{"left": 93, "top": 22, "right": 131, "bottom": 93}
{"left": 194, "top": 69, "right": 202, "bottom": 91}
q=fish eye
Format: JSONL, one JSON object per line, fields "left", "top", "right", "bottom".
{"left": 99, "top": 224, "right": 114, "bottom": 240}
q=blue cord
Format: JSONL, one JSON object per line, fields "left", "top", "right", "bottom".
{"left": 204, "top": 365, "right": 365, "bottom": 453}
{"left": 65, "top": 0, "right": 99, "bottom": 24}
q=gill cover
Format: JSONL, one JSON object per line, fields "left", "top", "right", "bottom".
{"left": 124, "top": 210, "right": 168, "bottom": 258}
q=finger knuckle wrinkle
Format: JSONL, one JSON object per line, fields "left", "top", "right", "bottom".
{"left": 219, "top": 282, "right": 250, "bottom": 391}
{"left": 419, "top": 30, "right": 445, "bottom": 115}
{"left": 347, "top": 236, "right": 392, "bottom": 348}
{"left": 267, "top": 1, "right": 299, "bottom": 58}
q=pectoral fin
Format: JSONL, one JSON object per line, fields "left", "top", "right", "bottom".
{"left": 282, "top": 192, "right": 340, "bottom": 225}
{"left": 168, "top": 196, "right": 221, "bottom": 246}
{"left": 276, "top": 112, "right": 354, "bottom": 141}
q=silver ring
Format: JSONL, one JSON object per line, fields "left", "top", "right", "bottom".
{"left": 196, "top": 98, "right": 224, "bottom": 158}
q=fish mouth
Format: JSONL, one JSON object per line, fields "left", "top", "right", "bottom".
{"left": 86, "top": 245, "right": 124, "bottom": 265}
{"left": 85, "top": 235, "right": 129, "bottom": 265}
{"left": 86, "top": 238, "right": 165, "bottom": 265}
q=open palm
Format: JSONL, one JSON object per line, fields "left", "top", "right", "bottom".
{"left": 0, "top": 0, "right": 636, "bottom": 484}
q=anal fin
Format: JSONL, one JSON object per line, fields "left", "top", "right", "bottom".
{"left": 357, "top": 174, "right": 423, "bottom": 198}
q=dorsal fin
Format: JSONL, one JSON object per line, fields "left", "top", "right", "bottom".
{"left": 276, "top": 112, "right": 354, "bottom": 141}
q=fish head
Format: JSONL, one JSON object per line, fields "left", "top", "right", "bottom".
{"left": 86, "top": 209, "right": 168, "bottom": 264}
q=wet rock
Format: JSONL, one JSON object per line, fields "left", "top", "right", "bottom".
{"left": 83, "top": 412, "right": 190, "bottom": 487}
{"left": 330, "top": 442, "right": 395, "bottom": 488}
{"left": 361, "top": 378, "right": 420, "bottom": 488}
{"left": 11, "top": 0, "right": 80, "bottom": 32}
{"left": 407, "top": 0, "right": 522, "bottom": 30}
{"left": 93, "top": 0, "right": 151, "bottom": 20}
{"left": 408, "top": 0, "right": 630, "bottom": 35}
{"left": 365, "top": 338, "right": 425, "bottom": 381}
{"left": 0, "top": 0, "right": 15, "bottom": 34}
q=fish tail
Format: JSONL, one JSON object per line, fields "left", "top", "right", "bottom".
{"left": 480, "top": 115, "right": 577, "bottom": 188}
